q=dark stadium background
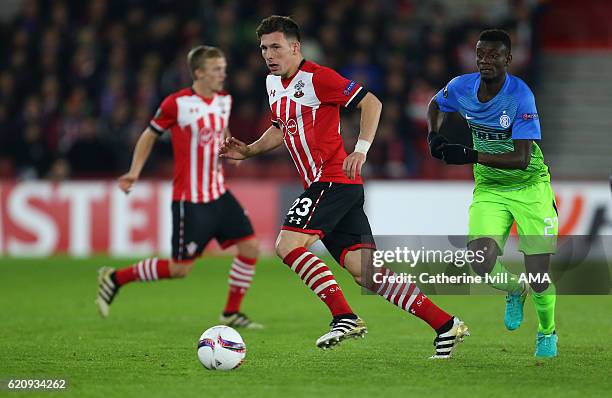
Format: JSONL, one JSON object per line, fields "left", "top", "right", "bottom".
{"left": 2, "top": 0, "right": 591, "bottom": 182}
{"left": 2, "top": 0, "right": 610, "bottom": 180}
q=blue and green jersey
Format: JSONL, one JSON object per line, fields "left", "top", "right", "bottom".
{"left": 435, "top": 72, "right": 550, "bottom": 190}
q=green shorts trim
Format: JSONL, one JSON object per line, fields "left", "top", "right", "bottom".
{"left": 468, "top": 182, "right": 558, "bottom": 255}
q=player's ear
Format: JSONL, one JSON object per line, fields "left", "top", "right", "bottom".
{"left": 505, "top": 51, "right": 512, "bottom": 67}
{"left": 292, "top": 40, "right": 300, "bottom": 55}
{"left": 193, "top": 68, "right": 201, "bottom": 80}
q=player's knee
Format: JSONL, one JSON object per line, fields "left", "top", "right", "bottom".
{"left": 275, "top": 238, "right": 295, "bottom": 259}
{"left": 275, "top": 235, "right": 302, "bottom": 259}
{"left": 468, "top": 240, "right": 497, "bottom": 276}
{"left": 471, "top": 254, "right": 496, "bottom": 277}
{"left": 342, "top": 251, "right": 364, "bottom": 286}
{"left": 169, "top": 261, "right": 193, "bottom": 278}
{"left": 344, "top": 263, "right": 362, "bottom": 285}
{"left": 275, "top": 230, "right": 318, "bottom": 259}
{"left": 238, "top": 238, "right": 260, "bottom": 259}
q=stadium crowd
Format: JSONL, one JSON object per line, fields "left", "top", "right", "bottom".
{"left": 0, "top": 0, "right": 541, "bottom": 181}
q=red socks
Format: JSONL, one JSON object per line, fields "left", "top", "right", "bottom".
{"left": 114, "top": 258, "right": 171, "bottom": 286}
{"left": 283, "top": 247, "right": 353, "bottom": 317}
{"left": 224, "top": 255, "right": 256, "bottom": 314}
{"left": 373, "top": 267, "right": 452, "bottom": 330}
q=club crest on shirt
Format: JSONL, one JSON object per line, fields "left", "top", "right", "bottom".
{"left": 499, "top": 111, "right": 511, "bottom": 128}
{"left": 294, "top": 80, "right": 305, "bottom": 98}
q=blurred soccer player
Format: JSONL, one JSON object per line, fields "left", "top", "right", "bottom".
{"left": 220, "top": 16, "right": 468, "bottom": 357}
{"left": 96, "top": 46, "right": 262, "bottom": 329}
{"left": 427, "top": 29, "right": 558, "bottom": 358}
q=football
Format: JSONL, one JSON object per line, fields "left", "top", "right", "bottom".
{"left": 197, "top": 326, "right": 246, "bottom": 370}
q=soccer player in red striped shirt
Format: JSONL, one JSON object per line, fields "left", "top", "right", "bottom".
{"left": 96, "top": 46, "right": 262, "bottom": 329}
{"left": 221, "top": 16, "right": 469, "bottom": 357}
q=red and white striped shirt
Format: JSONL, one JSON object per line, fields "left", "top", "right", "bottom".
{"left": 150, "top": 88, "right": 230, "bottom": 203}
{"left": 266, "top": 60, "right": 368, "bottom": 188}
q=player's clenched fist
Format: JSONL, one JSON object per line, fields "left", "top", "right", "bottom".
{"left": 220, "top": 137, "right": 250, "bottom": 160}
{"left": 343, "top": 152, "right": 366, "bottom": 180}
{"left": 118, "top": 173, "right": 138, "bottom": 194}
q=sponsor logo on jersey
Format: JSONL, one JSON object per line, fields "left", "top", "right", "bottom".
{"left": 277, "top": 118, "right": 299, "bottom": 136}
{"left": 522, "top": 113, "right": 539, "bottom": 120}
{"left": 474, "top": 131, "right": 511, "bottom": 141}
{"left": 499, "top": 111, "right": 511, "bottom": 128}
{"left": 472, "top": 127, "right": 511, "bottom": 141}
{"left": 443, "top": 85, "right": 449, "bottom": 98}
{"left": 343, "top": 80, "right": 357, "bottom": 96}
{"left": 269, "top": 89, "right": 276, "bottom": 97}
{"left": 198, "top": 125, "right": 217, "bottom": 145}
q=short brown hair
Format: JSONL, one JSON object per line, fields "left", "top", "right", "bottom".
{"left": 187, "top": 45, "right": 224, "bottom": 78}
{"left": 256, "top": 15, "right": 301, "bottom": 42}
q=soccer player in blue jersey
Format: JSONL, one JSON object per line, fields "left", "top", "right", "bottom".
{"left": 426, "top": 29, "right": 558, "bottom": 358}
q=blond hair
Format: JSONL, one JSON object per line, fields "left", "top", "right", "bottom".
{"left": 187, "top": 45, "right": 225, "bottom": 79}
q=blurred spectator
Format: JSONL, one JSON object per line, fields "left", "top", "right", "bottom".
{"left": 66, "top": 117, "right": 115, "bottom": 177}
{"left": 0, "top": 0, "right": 539, "bottom": 180}
{"left": 46, "top": 157, "right": 70, "bottom": 182}
{"left": 341, "top": 50, "right": 384, "bottom": 95}
{"left": 12, "top": 122, "right": 50, "bottom": 179}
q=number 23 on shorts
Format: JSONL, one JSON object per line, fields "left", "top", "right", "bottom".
{"left": 287, "top": 198, "right": 313, "bottom": 217}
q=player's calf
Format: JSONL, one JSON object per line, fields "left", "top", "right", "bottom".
{"left": 169, "top": 261, "right": 194, "bottom": 278}
{"left": 223, "top": 255, "right": 258, "bottom": 321}
{"left": 344, "top": 251, "right": 469, "bottom": 358}
{"left": 95, "top": 258, "right": 173, "bottom": 318}
{"left": 468, "top": 238, "right": 498, "bottom": 277}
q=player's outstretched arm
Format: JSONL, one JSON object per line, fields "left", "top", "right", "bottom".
{"left": 118, "top": 127, "right": 158, "bottom": 193}
{"left": 426, "top": 97, "right": 449, "bottom": 159}
{"left": 343, "top": 92, "right": 382, "bottom": 180}
{"left": 220, "top": 125, "right": 283, "bottom": 160}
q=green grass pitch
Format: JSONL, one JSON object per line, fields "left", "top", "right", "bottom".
{"left": 0, "top": 256, "right": 610, "bottom": 397}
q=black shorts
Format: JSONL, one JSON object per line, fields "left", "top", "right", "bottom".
{"left": 172, "top": 191, "right": 254, "bottom": 261}
{"left": 282, "top": 182, "right": 375, "bottom": 266}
